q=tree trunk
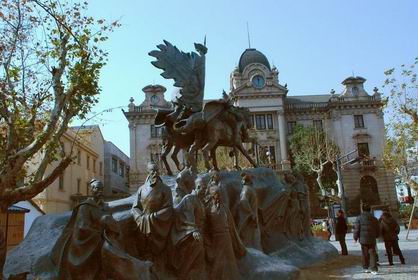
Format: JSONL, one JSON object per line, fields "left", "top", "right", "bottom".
{"left": 316, "top": 172, "right": 324, "bottom": 191}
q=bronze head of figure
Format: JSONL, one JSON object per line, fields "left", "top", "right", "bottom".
{"left": 89, "top": 179, "right": 104, "bottom": 201}
{"left": 147, "top": 162, "right": 160, "bottom": 186}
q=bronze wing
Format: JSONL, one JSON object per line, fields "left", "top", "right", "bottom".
{"left": 149, "top": 40, "right": 206, "bottom": 111}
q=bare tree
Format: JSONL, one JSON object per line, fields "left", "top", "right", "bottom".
{"left": 383, "top": 58, "right": 418, "bottom": 193}
{"left": 289, "top": 124, "right": 340, "bottom": 192}
{"left": 0, "top": 0, "right": 119, "bottom": 209}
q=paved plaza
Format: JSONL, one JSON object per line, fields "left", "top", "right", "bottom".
{"left": 299, "top": 228, "right": 418, "bottom": 279}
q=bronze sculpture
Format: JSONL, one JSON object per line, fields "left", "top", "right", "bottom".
{"left": 171, "top": 178, "right": 208, "bottom": 280}
{"left": 50, "top": 179, "right": 118, "bottom": 279}
{"left": 150, "top": 40, "right": 257, "bottom": 172}
{"left": 234, "top": 173, "right": 262, "bottom": 250}
{"left": 3, "top": 39, "right": 339, "bottom": 280}
{"left": 205, "top": 177, "right": 246, "bottom": 280}
{"left": 131, "top": 162, "right": 173, "bottom": 262}
{"left": 155, "top": 106, "right": 195, "bottom": 176}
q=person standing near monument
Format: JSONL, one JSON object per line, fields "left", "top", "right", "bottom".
{"left": 335, "top": 210, "right": 348, "bottom": 255}
{"left": 353, "top": 203, "right": 380, "bottom": 275}
{"left": 380, "top": 211, "right": 405, "bottom": 265}
{"left": 131, "top": 162, "right": 173, "bottom": 262}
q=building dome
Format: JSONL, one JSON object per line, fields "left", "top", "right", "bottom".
{"left": 238, "top": 48, "right": 271, "bottom": 73}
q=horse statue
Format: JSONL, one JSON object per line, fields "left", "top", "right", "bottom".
{"left": 150, "top": 40, "right": 257, "bottom": 173}
{"left": 174, "top": 102, "right": 257, "bottom": 172}
{"left": 154, "top": 105, "right": 195, "bottom": 176}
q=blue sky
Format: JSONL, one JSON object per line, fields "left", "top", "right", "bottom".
{"left": 84, "top": 0, "right": 418, "bottom": 155}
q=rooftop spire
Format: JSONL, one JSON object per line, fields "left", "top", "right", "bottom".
{"left": 246, "top": 22, "right": 251, "bottom": 49}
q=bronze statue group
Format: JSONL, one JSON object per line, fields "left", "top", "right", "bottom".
{"left": 43, "top": 41, "right": 312, "bottom": 280}
{"left": 47, "top": 162, "right": 313, "bottom": 280}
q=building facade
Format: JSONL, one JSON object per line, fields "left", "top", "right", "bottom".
{"left": 124, "top": 85, "right": 172, "bottom": 192}
{"left": 104, "top": 141, "right": 130, "bottom": 194}
{"left": 125, "top": 48, "right": 398, "bottom": 214}
{"left": 33, "top": 125, "right": 130, "bottom": 213}
{"left": 33, "top": 126, "right": 104, "bottom": 213}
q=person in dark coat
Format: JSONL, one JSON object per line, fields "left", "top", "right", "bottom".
{"left": 353, "top": 203, "right": 380, "bottom": 274}
{"left": 335, "top": 210, "right": 348, "bottom": 255}
{"left": 379, "top": 211, "right": 405, "bottom": 265}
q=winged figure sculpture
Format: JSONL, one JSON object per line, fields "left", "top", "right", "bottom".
{"left": 149, "top": 40, "right": 207, "bottom": 112}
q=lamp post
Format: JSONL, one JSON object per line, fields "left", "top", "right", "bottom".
{"left": 335, "top": 149, "right": 360, "bottom": 215}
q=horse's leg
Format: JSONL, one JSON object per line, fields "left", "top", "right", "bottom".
{"left": 236, "top": 142, "right": 258, "bottom": 168}
{"left": 171, "top": 146, "right": 182, "bottom": 171}
{"left": 187, "top": 142, "right": 199, "bottom": 173}
{"left": 202, "top": 140, "right": 217, "bottom": 172}
{"left": 233, "top": 146, "right": 241, "bottom": 170}
{"left": 161, "top": 143, "right": 173, "bottom": 176}
{"left": 210, "top": 147, "right": 219, "bottom": 171}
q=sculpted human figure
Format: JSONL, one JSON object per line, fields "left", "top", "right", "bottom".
{"left": 51, "top": 179, "right": 117, "bottom": 280}
{"left": 171, "top": 177, "right": 208, "bottom": 280}
{"left": 283, "top": 173, "right": 304, "bottom": 240}
{"left": 205, "top": 172, "right": 246, "bottom": 280}
{"left": 131, "top": 162, "right": 173, "bottom": 261}
{"left": 235, "top": 173, "right": 262, "bottom": 250}
{"left": 173, "top": 167, "right": 196, "bottom": 206}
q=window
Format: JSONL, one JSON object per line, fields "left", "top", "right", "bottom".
{"left": 250, "top": 115, "right": 255, "bottom": 127}
{"left": 150, "top": 125, "right": 162, "bottom": 138}
{"left": 112, "top": 158, "right": 118, "bottom": 173}
{"left": 93, "top": 159, "right": 97, "bottom": 173}
{"left": 86, "top": 155, "right": 90, "bottom": 170}
{"left": 99, "top": 162, "right": 103, "bottom": 175}
{"left": 266, "top": 114, "right": 274, "bottom": 129}
{"left": 354, "top": 115, "right": 364, "bottom": 128}
{"left": 357, "top": 143, "right": 370, "bottom": 158}
{"left": 77, "top": 178, "right": 81, "bottom": 194}
{"left": 58, "top": 175, "right": 64, "bottom": 191}
{"left": 119, "top": 162, "right": 125, "bottom": 177}
{"left": 255, "top": 115, "right": 266, "bottom": 130}
{"left": 77, "top": 150, "right": 81, "bottom": 165}
{"left": 287, "top": 121, "right": 296, "bottom": 135}
{"left": 313, "top": 120, "right": 323, "bottom": 131}
{"left": 259, "top": 145, "right": 276, "bottom": 164}
{"left": 352, "top": 86, "right": 359, "bottom": 96}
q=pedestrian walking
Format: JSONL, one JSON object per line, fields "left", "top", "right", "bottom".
{"left": 335, "top": 210, "right": 348, "bottom": 255}
{"left": 379, "top": 211, "right": 405, "bottom": 265}
{"left": 353, "top": 203, "right": 380, "bottom": 275}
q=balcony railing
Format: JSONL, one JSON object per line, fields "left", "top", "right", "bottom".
{"left": 359, "top": 157, "right": 377, "bottom": 171}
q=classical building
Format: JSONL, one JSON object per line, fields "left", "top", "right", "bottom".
{"left": 125, "top": 48, "right": 398, "bottom": 214}
{"left": 33, "top": 125, "right": 130, "bottom": 213}
{"left": 104, "top": 141, "right": 130, "bottom": 194}
{"left": 123, "top": 85, "right": 172, "bottom": 191}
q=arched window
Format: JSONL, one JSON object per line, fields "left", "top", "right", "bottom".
{"left": 360, "top": 175, "right": 380, "bottom": 206}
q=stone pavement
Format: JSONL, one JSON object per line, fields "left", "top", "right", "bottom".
{"left": 299, "top": 228, "right": 418, "bottom": 279}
